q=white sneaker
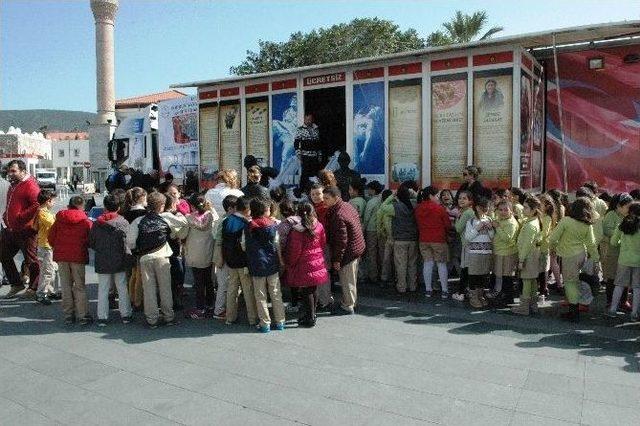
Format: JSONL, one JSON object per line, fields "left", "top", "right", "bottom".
{"left": 452, "top": 292, "right": 465, "bottom": 302}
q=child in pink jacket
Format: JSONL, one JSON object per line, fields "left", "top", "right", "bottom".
{"left": 284, "top": 202, "right": 329, "bottom": 328}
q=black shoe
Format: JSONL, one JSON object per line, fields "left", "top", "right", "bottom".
{"left": 49, "top": 292, "right": 62, "bottom": 300}
{"left": 121, "top": 316, "right": 133, "bottom": 324}
{"left": 317, "top": 303, "right": 332, "bottom": 313}
{"left": 97, "top": 319, "right": 108, "bottom": 327}
{"left": 36, "top": 294, "right": 52, "bottom": 306}
{"left": 164, "top": 319, "right": 178, "bottom": 327}
{"left": 331, "top": 306, "right": 355, "bottom": 316}
{"left": 108, "top": 295, "right": 118, "bottom": 310}
{"left": 79, "top": 316, "right": 94, "bottom": 326}
{"left": 560, "top": 304, "right": 580, "bottom": 322}
{"left": 147, "top": 322, "right": 159, "bottom": 329}
{"left": 64, "top": 316, "right": 75, "bottom": 325}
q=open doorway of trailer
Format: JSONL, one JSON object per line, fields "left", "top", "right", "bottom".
{"left": 303, "top": 86, "right": 346, "bottom": 168}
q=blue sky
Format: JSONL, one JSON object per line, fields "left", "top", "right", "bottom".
{"left": 2, "top": 0, "right": 638, "bottom": 112}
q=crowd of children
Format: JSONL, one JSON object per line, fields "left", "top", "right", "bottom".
{"left": 4, "top": 159, "right": 640, "bottom": 330}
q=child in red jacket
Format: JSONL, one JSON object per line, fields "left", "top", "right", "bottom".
{"left": 48, "top": 196, "right": 93, "bottom": 325}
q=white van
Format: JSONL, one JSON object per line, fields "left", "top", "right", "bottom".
{"left": 36, "top": 169, "right": 57, "bottom": 190}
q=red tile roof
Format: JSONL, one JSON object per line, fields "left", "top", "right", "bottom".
{"left": 116, "top": 90, "right": 186, "bottom": 108}
{"left": 47, "top": 132, "right": 89, "bottom": 141}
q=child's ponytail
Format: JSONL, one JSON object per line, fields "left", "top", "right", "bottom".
{"left": 619, "top": 202, "right": 640, "bottom": 235}
{"left": 296, "top": 202, "right": 317, "bottom": 237}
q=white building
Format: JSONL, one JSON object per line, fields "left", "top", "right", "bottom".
{"left": 49, "top": 132, "right": 91, "bottom": 183}
{"left": 0, "top": 127, "right": 52, "bottom": 175}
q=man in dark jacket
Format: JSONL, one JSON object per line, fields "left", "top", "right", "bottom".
{"left": 323, "top": 186, "right": 365, "bottom": 314}
{"left": 241, "top": 166, "right": 270, "bottom": 199}
{"left": 89, "top": 194, "right": 132, "bottom": 326}
{"left": 294, "top": 113, "right": 321, "bottom": 193}
{"left": 333, "top": 152, "right": 361, "bottom": 201}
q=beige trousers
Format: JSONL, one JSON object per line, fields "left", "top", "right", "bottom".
{"left": 36, "top": 247, "right": 58, "bottom": 295}
{"left": 338, "top": 259, "right": 359, "bottom": 311}
{"left": 393, "top": 241, "right": 418, "bottom": 292}
{"left": 140, "top": 257, "right": 174, "bottom": 325}
{"left": 225, "top": 267, "right": 258, "bottom": 325}
{"left": 380, "top": 237, "right": 394, "bottom": 282}
{"left": 365, "top": 231, "right": 383, "bottom": 282}
{"left": 317, "top": 246, "right": 334, "bottom": 307}
{"left": 59, "top": 262, "right": 88, "bottom": 319}
{"left": 252, "top": 273, "right": 285, "bottom": 327}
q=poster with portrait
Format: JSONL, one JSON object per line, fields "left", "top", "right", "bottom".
{"left": 219, "top": 102, "right": 242, "bottom": 172}
{"left": 271, "top": 92, "right": 299, "bottom": 186}
{"left": 353, "top": 81, "right": 385, "bottom": 183}
{"left": 246, "top": 99, "right": 270, "bottom": 167}
{"left": 198, "top": 103, "right": 219, "bottom": 189}
{"left": 389, "top": 82, "right": 422, "bottom": 187}
{"left": 532, "top": 73, "right": 544, "bottom": 189}
{"left": 431, "top": 74, "right": 468, "bottom": 189}
{"left": 158, "top": 95, "right": 200, "bottom": 180}
{"left": 473, "top": 70, "right": 513, "bottom": 188}
{"left": 520, "top": 73, "right": 533, "bottom": 189}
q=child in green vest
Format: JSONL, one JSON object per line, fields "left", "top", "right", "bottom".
{"left": 607, "top": 202, "right": 640, "bottom": 320}
{"left": 512, "top": 196, "right": 543, "bottom": 316}
{"left": 491, "top": 200, "right": 519, "bottom": 305}
{"left": 549, "top": 197, "right": 600, "bottom": 322}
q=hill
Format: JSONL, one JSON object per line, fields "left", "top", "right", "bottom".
{"left": 0, "top": 110, "right": 97, "bottom": 133}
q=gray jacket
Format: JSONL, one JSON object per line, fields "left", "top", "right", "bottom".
{"left": 392, "top": 201, "right": 418, "bottom": 242}
{"left": 89, "top": 214, "right": 131, "bottom": 274}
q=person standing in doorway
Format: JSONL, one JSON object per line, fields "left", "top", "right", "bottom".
{"left": 1, "top": 160, "right": 41, "bottom": 299}
{"left": 334, "top": 152, "right": 361, "bottom": 202}
{"left": 295, "top": 113, "right": 321, "bottom": 193}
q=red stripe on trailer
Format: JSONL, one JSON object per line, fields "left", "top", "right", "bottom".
{"left": 198, "top": 90, "right": 218, "bottom": 100}
{"left": 271, "top": 79, "right": 297, "bottom": 90}
{"left": 353, "top": 67, "right": 384, "bottom": 80}
{"left": 473, "top": 51, "right": 513, "bottom": 66}
{"left": 431, "top": 56, "right": 468, "bottom": 71}
{"left": 388, "top": 62, "right": 422, "bottom": 76}
{"left": 220, "top": 87, "right": 240, "bottom": 97}
{"left": 522, "top": 55, "right": 533, "bottom": 71}
{"left": 245, "top": 83, "right": 269, "bottom": 94}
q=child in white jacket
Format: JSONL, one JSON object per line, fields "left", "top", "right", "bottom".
{"left": 464, "top": 197, "right": 495, "bottom": 309}
{"left": 184, "top": 194, "right": 219, "bottom": 319}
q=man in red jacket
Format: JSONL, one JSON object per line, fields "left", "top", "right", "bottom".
{"left": 323, "top": 186, "right": 365, "bottom": 315}
{"left": 2, "top": 160, "right": 41, "bottom": 299}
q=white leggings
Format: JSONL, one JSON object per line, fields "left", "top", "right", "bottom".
{"left": 423, "top": 260, "right": 448, "bottom": 293}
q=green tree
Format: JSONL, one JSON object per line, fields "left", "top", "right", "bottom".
{"left": 427, "top": 11, "right": 503, "bottom": 46}
{"left": 230, "top": 18, "right": 426, "bottom": 75}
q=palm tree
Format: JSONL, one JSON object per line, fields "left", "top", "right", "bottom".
{"left": 428, "top": 11, "right": 503, "bottom": 46}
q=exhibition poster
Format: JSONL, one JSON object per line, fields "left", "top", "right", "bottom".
{"left": 431, "top": 74, "right": 468, "bottom": 189}
{"left": 219, "top": 102, "right": 242, "bottom": 172}
{"left": 158, "top": 95, "right": 199, "bottom": 180}
{"left": 520, "top": 73, "right": 533, "bottom": 189}
{"left": 199, "top": 104, "right": 219, "bottom": 189}
{"left": 271, "top": 92, "right": 299, "bottom": 186}
{"left": 389, "top": 83, "right": 422, "bottom": 187}
{"left": 353, "top": 81, "right": 385, "bottom": 183}
{"left": 532, "top": 75, "right": 544, "bottom": 189}
{"left": 246, "top": 100, "right": 270, "bottom": 167}
{"left": 473, "top": 71, "right": 513, "bottom": 187}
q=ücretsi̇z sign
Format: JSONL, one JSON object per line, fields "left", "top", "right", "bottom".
{"left": 304, "top": 72, "right": 345, "bottom": 87}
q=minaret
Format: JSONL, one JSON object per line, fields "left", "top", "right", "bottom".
{"left": 88, "top": 0, "right": 119, "bottom": 188}
{"left": 90, "top": 0, "right": 118, "bottom": 125}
